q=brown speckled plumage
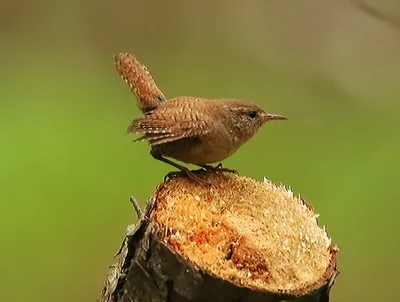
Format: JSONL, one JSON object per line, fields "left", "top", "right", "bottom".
{"left": 114, "top": 52, "right": 165, "bottom": 113}
{"left": 127, "top": 97, "right": 270, "bottom": 165}
{"left": 115, "top": 52, "right": 287, "bottom": 183}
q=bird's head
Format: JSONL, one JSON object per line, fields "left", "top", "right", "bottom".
{"left": 227, "top": 101, "right": 287, "bottom": 143}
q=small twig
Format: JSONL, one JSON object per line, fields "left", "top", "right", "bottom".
{"left": 351, "top": 0, "right": 400, "bottom": 29}
{"left": 129, "top": 196, "right": 144, "bottom": 218}
{"left": 113, "top": 196, "right": 145, "bottom": 258}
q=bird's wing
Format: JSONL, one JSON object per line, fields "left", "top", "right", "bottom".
{"left": 127, "top": 103, "right": 212, "bottom": 145}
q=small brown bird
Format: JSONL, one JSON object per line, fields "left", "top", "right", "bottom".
{"left": 114, "top": 52, "right": 287, "bottom": 183}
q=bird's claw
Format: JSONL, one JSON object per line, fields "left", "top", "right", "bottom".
{"left": 216, "top": 166, "right": 239, "bottom": 175}
{"left": 164, "top": 171, "right": 179, "bottom": 181}
{"left": 164, "top": 170, "right": 210, "bottom": 185}
{"left": 202, "top": 163, "right": 239, "bottom": 175}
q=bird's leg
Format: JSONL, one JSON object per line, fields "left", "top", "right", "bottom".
{"left": 150, "top": 150, "right": 210, "bottom": 185}
{"left": 197, "top": 163, "right": 238, "bottom": 175}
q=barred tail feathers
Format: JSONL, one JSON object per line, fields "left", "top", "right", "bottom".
{"left": 114, "top": 52, "right": 166, "bottom": 113}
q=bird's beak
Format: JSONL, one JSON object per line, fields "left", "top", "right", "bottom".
{"left": 264, "top": 113, "right": 287, "bottom": 122}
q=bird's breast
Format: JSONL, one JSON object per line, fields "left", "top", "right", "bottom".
{"left": 151, "top": 133, "right": 241, "bottom": 165}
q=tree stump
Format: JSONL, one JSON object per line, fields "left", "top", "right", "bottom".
{"left": 98, "top": 172, "right": 339, "bottom": 302}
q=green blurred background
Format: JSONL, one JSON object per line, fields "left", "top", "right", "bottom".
{"left": 1, "top": 1, "right": 399, "bottom": 301}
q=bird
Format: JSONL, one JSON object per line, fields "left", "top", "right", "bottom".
{"left": 114, "top": 52, "right": 287, "bottom": 184}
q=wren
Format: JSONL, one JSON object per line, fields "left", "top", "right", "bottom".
{"left": 114, "top": 52, "right": 287, "bottom": 184}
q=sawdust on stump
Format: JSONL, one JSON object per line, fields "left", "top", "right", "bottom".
{"left": 153, "top": 171, "right": 336, "bottom": 294}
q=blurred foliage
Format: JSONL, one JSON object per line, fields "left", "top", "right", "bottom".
{"left": 0, "top": 1, "right": 399, "bottom": 302}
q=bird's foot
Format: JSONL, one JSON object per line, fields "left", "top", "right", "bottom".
{"left": 164, "top": 169, "right": 210, "bottom": 186}
{"left": 200, "top": 163, "right": 239, "bottom": 175}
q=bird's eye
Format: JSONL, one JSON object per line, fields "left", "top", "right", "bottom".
{"left": 247, "top": 110, "right": 257, "bottom": 119}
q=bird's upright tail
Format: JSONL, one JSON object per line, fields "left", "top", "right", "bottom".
{"left": 114, "top": 52, "right": 166, "bottom": 113}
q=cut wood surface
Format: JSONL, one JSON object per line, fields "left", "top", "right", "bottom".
{"left": 99, "top": 171, "right": 338, "bottom": 302}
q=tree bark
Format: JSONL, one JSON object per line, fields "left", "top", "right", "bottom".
{"left": 98, "top": 172, "right": 339, "bottom": 302}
